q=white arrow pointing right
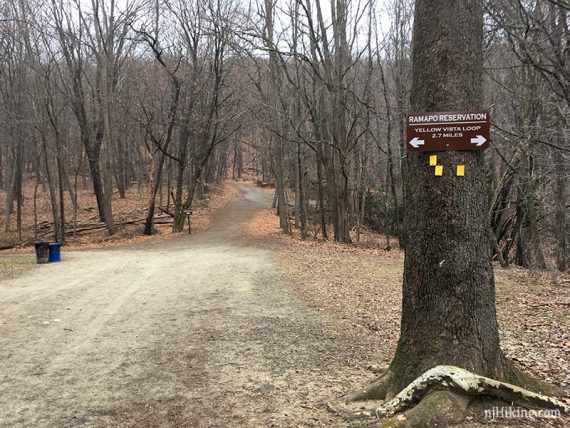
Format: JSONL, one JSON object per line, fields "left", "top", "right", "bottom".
{"left": 409, "top": 137, "right": 425, "bottom": 149}
{"left": 470, "top": 135, "right": 487, "bottom": 146}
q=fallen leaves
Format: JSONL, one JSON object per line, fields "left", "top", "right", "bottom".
{"left": 245, "top": 208, "right": 570, "bottom": 395}
{"left": 0, "top": 181, "right": 241, "bottom": 252}
{"left": 496, "top": 267, "right": 570, "bottom": 390}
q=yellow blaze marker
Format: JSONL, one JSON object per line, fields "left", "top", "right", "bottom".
{"left": 457, "top": 165, "right": 465, "bottom": 176}
{"left": 435, "top": 165, "right": 443, "bottom": 176}
{"left": 429, "top": 155, "right": 437, "bottom": 166}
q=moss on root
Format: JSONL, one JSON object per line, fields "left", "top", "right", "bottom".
{"left": 379, "top": 418, "right": 400, "bottom": 427}
{"left": 386, "top": 390, "right": 470, "bottom": 427}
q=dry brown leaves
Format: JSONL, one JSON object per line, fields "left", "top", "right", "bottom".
{"left": 189, "top": 181, "right": 241, "bottom": 232}
{"left": 245, "top": 208, "right": 570, "bottom": 393}
{"left": 0, "top": 180, "right": 240, "bottom": 252}
{"left": 496, "top": 268, "right": 570, "bottom": 389}
{"left": 245, "top": 208, "right": 404, "bottom": 365}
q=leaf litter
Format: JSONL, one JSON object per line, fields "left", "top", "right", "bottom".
{"left": 245, "top": 206, "right": 570, "bottom": 426}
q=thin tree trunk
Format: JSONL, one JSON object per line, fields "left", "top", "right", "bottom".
{"left": 271, "top": 140, "right": 291, "bottom": 234}
{"left": 555, "top": 158, "right": 567, "bottom": 271}
{"left": 42, "top": 140, "right": 60, "bottom": 242}
{"left": 297, "top": 143, "right": 307, "bottom": 239}
{"left": 4, "top": 155, "right": 16, "bottom": 232}
{"left": 15, "top": 146, "right": 23, "bottom": 242}
{"left": 315, "top": 149, "right": 328, "bottom": 240}
{"left": 56, "top": 135, "right": 66, "bottom": 243}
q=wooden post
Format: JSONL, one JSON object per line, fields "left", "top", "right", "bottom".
{"left": 185, "top": 209, "right": 193, "bottom": 235}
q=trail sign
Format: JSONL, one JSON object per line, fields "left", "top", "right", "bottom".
{"left": 406, "top": 110, "right": 490, "bottom": 152}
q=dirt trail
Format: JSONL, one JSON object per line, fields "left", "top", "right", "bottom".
{"left": 0, "top": 183, "right": 376, "bottom": 427}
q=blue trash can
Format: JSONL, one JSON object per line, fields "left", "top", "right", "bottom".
{"left": 48, "top": 243, "right": 62, "bottom": 263}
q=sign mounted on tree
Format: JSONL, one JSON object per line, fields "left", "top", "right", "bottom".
{"left": 406, "top": 109, "right": 490, "bottom": 152}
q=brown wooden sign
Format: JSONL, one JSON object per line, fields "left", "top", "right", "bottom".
{"left": 406, "top": 110, "right": 490, "bottom": 152}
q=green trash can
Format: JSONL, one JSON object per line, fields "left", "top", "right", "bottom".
{"left": 34, "top": 242, "right": 50, "bottom": 264}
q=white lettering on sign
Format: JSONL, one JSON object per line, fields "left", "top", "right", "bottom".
{"left": 409, "top": 112, "right": 487, "bottom": 124}
{"left": 415, "top": 125, "right": 481, "bottom": 135}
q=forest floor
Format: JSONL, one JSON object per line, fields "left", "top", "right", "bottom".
{"left": 0, "top": 181, "right": 568, "bottom": 427}
{"left": 0, "top": 180, "right": 241, "bottom": 251}
{"left": 247, "top": 191, "right": 570, "bottom": 427}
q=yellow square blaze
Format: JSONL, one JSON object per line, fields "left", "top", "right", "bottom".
{"left": 457, "top": 165, "right": 465, "bottom": 176}
{"left": 435, "top": 165, "right": 443, "bottom": 176}
{"left": 429, "top": 155, "right": 437, "bottom": 166}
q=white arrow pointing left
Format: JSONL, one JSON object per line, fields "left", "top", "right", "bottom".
{"left": 409, "top": 137, "right": 425, "bottom": 149}
{"left": 470, "top": 135, "right": 487, "bottom": 146}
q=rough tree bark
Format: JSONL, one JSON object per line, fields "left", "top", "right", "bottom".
{"left": 387, "top": 0, "right": 505, "bottom": 394}
{"left": 333, "top": 1, "right": 563, "bottom": 425}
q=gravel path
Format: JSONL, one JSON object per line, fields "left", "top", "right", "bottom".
{"left": 0, "top": 183, "right": 376, "bottom": 427}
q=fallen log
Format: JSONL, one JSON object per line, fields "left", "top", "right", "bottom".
{"left": 18, "top": 215, "right": 174, "bottom": 246}
{"left": 158, "top": 207, "right": 175, "bottom": 217}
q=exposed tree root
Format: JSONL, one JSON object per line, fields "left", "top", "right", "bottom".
{"left": 328, "top": 365, "right": 569, "bottom": 425}
{"left": 374, "top": 365, "right": 569, "bottom": 416}
{"left": 325, "top": 367, "right": 392, "bottom": 420}
{"left": 339, "top": 368, "right": 391, "bottom": 402}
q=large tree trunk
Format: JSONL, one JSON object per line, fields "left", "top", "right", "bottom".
{"left": 387, "top": 0, "right": 505, "bottom": 396}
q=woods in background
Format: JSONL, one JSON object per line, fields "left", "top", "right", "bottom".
{"left": 0, "top": 0, "right": 567, "bottom": 271}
